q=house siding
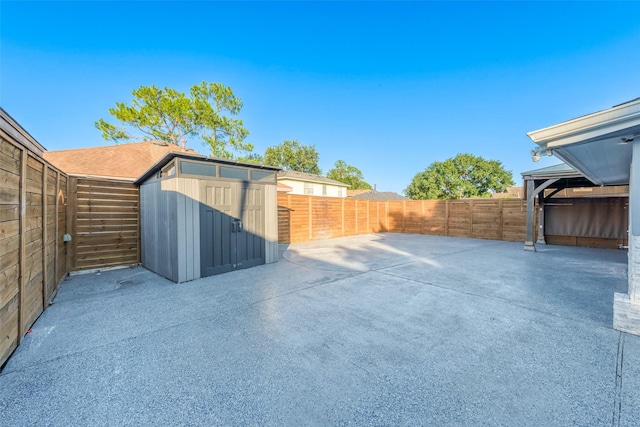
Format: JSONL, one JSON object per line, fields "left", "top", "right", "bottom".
{"left": 278, "top": 179, "right": 346, "bottom": 198}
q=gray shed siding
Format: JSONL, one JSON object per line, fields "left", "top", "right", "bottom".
{"left": 264, "top": 184, "right": 279, "bottom": 264}
{"left": 139, "top": 155, "right": 278, "bottom": 283}
{"left": 140, "top": 179, "right": 179, "bottom": 282}
{"left": 140, "top": 178, "right": 202, "bottom": 283}
{"left": 175, "top": 178, "right": 201, "bottom": 282}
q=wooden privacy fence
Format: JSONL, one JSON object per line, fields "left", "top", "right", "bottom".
{"left": 1, "top": 137, "right": 68, "bottom": 367}
{"left": 66, "top": 177, "right": 140, "bottom": 271}
{"left": 277, "top": 194, "right": 528, "bottom": 244}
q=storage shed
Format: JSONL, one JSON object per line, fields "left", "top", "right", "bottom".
{"left": 135, "top": 152, "right": 280, "bottom": 283}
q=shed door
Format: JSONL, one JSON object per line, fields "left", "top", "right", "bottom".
{"left": 201, "top": 181, "right": 235, "bottom": 276}
{"left": 200, "top": 181, "right": 266, "bottom": 277}
{"left": 236, "top": 183, "right": 265, "bottom": 270}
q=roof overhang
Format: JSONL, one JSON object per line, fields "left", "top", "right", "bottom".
{"left": 277, "top": 176, "right": 350, "bottom": 188}
{"left": 135, "top": 152, "right": 280, "bottom": 185}
{"left": 527, "top": 98, "right": 640, "bottom": 186}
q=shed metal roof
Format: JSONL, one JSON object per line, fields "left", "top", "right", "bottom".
{"left": 135, "top": 151, "right": 280, "bottom": 185}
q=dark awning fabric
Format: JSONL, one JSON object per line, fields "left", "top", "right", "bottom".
{"left": 545, "top": 197, "right": 628, "bottom": 239}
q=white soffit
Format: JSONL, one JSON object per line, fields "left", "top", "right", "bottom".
{"left": 527, "top": 98, "right": 640, "bottom": 186}
{"left": 527, "top": 98, "right": 640, "bottom": 148}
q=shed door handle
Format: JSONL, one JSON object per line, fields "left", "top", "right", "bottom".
{"left": 231, "top": 221, "right": 237, "bottom": 233}
{"left": 237, "top": 220, "right": 243, "bottom": 233}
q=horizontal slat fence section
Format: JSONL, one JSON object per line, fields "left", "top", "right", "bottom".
{"left": 278, "top": 194, "right": 528, "bottom": 244}
{"left": 0, "top": 134, "right": 68, "bottom": 368}
{"left": 0, "top": 137, "right": 21, "bottom": 368}
{"left": 23, "top": 156, "right": 44, "bottom": 335}
{"left": 67, "top": 177, "right": 140, "bottom": 271}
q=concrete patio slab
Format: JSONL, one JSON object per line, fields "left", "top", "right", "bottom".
{"left": 1, "top": 233, "right": 638, "bottom": 426}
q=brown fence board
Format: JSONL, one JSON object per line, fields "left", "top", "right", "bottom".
{"left": 0, "top": 293, "right": 19, "bottom": 368}
{"left": 1, "top": 129, "right": 69, "bottom": 367}
{"left": 0, "top": 150, "right": 21, "bottom": 175}
{"left": 0, "top": 185, "right": 19, "bottom": 205}
{"left": 66, "top": 177, "right": 140, "bottom": 271}
{"left": 76, "top": 179, "right": 137, "bottom": 189}
{"left": 74, "top": 254, "right": 139, "bottom": 270}
{"left": 277, "top": 194, "right": 532, "bottom": 246}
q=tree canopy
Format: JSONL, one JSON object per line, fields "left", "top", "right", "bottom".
{"left": 326, "top": 160, "right": 372, "bottom": 190}
{"left": 95, "top": 82, "right": 252, "bottom": 159}
{"left": 263, "top": 140, "right": 321, "bottom": 174}
{"left": 404, "top": 153, "right": 514, "bottom": 200}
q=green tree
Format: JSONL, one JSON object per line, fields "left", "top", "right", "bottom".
{"left": 404, "top": 153, "right": 514, "bottom": 200}
{"left": 95, "top": 82, "right": 253, "bottom": 159}
{"left": 236, "top": 153, "right": 264, "bottom": 165}
{"left": 326, "top": 160, "right": 372, "bottom": 190}
{"left": 263, "top": 140, "right": 321, "bottom": 174}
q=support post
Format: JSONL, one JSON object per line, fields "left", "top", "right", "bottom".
{"left": 524, "top": 179, "right": 536, "bottom": 251}
{"left": 524, "top": 177, "right": 559, "bottom": 251}
{"left": 614, "top": 141, "right": 640, "bottom": 335}
{"left": 536, "top": 193, "right": 546, "bottom": 244}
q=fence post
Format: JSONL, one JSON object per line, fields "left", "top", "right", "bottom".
{"left": 385, "top": 201, "right": 389, "bottom": 231}
{"left": 399, "top": 201, "right": 404, "bottom": 232}
{"left": 65, "top": 177, "right": 77, "bottom": 272}
{"left": 308, "top": 196, "right": 313, "bottom": 241}
{"left": 469, "top": 200, "right": 474, "bottom": 238}
{"left": 286, "top": 195, "right": 291, "bottom": 242}
{"left": 445, "top": 200, "right": 449, "bottom": 236}
{"left": 41, "top": 163, "right": 47, "bottom": 307}
{"left": 498, "top": 199, "right": 504, "bottom": 241}
{"left": 355, "top": 200, "right": 358, "bottom": 235}
{"left": 341, "top": 197, "right": 345, "bottom": 236}
{"left": 18, "top": 149, "right": 27, "bottom": 343}
{"left": 54, "top": 170, "right": 60, "bottom": 291}
{"left": 137, "top": 182, "right": 142, "bottom": 264}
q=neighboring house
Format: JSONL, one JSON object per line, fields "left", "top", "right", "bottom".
{"left": 491, "top": 186, "right": 524, "bottom": 199}
{"left": 277, "top": 182, "right": 294, "bottom": 193}
{"left": 277, "top": 170, "right": 349, "bottom": 197}
{"left": 350, "top": 191, "right": 410, "bottom": 201}
{"left": 347, "top": 189, "right": 372, "bottom": 197}
{"left": 44, "top": 140, "right": 196, "bottom": 180}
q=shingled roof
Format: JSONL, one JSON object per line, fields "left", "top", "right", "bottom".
{"left": 350, "top": 191, "right": 410, "bottom": 201}
{"left": 44, "top": 141, "right": 196, "bottom": 180}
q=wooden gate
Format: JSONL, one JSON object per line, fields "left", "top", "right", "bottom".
{"left": 66, "top": 177, "right": 140, "bottom": 271}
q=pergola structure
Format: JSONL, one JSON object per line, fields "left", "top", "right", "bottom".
{"left": 527, "top": 97, "right": 640, "bottom": 335}
{"left": 522, "top": 163, "right": 597, "bottom": 248}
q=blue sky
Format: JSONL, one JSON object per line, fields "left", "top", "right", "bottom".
{"left": 2, "top": 1, "right": 640, "bottom": 193}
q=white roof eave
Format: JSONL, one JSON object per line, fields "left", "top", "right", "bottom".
{"left": 278, "top": 177, "right": 349, "bottom": 188}
{"left": 527, "top": 99, "right": 640, "bottom": 148}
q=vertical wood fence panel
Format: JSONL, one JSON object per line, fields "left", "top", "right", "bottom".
{"left": 0, "top": 138, "right": 22, "bottom": 367}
